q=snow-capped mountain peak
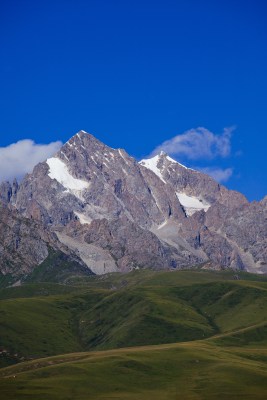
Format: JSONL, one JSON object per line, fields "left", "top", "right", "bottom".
{"left": 4, "top": 130, "right": 264, "bottom": 277}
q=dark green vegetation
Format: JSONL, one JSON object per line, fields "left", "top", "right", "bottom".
{"left": 1, "top": 269, "right": 267, "bottom": 398}
{"left": 0, "top": 272, "right": 15, "bottom": 289}
{"left": 24, "top": 249, "right": 93, "bottom": 284}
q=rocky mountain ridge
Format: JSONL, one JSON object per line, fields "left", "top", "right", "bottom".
{"left": 1, "top": 130, "right": 266, "bottom": 280}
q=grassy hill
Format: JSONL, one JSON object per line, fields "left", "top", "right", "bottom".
{"left": 1, "top": 341, "right": 267, "bottom": 399}
{"left": 1, "top": 269, "right": 267, "bottom": 398}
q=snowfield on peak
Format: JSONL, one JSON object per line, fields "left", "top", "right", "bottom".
{"left": 176, "top": 192, "right": 210, "bottom": 216}
{"left": 139, "top": 155, "right": 166, "bottom": 183}
{"left": 46, "top": 157, "right": 89, "bottom": 192}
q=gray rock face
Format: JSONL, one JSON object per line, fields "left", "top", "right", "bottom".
{"left": 176, "top": 198, "right": 267, "bottom": 274}
{"left": 0, "top": 179, "right": 18, "bottom": 205}
{"left": 139, "top": 151, "right": 264, "bottom": 272}
{"left": 211, "top": 200, "right": 267, "bottom": 273}
{"left": 0, "top": 205, "right": 49, "bottom": 276}
{"left": 1, "top": 130, "right": 266, "bottom": 276}
{"left": 0, "top": 203, "right": 89, "bottom": 279}
{"left": 83, "top": 216, "right": 198, "bottom": 271}
{"left": 140, "top": 152, "right": 247, "bottom": 209}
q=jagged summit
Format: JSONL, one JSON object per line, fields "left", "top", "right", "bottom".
{"left": 140, "top": 151, "right": 190, "bottom": 174}
{"left": 139, "top": 151, "right": 193, "bottom": 184}
{"left": 62, "top": 130, "right": 105, "bottom": 151}
{"left": 64, "top": 129, "right": 89, "bottom": 144}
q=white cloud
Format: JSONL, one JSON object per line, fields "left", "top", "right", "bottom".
{"left": 151, "top": 127, "right": 234, "bottom": 160}
{"left": 199, "top": 167, "right": 233, "bottom": 183}
{"left": 0, "top": 139, "right": 62, "bottom": 182}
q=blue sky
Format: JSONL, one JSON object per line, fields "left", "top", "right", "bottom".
{"left": 0, "top": 0, "right": 266, "bottom": 200}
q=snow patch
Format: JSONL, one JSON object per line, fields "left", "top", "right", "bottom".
{"left": 176, "top": 192, "right": 210, "bottom": 216}
{"left": 46, "top": 157, "right": 90, "bottom": 192}
{"left": 139, "top": 155, "right": 166, "bottom": 183}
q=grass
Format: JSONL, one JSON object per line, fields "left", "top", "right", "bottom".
{"left": 0, "top": 289, "right": 106, "bottom": 366}
{"left": 0, "top": 282, "right": 84, "bottom": 300}
{"left": 1, "top": 268, "right": 267, "bottom": 397}
{"left": 0, "top": 296, "right": 82, "bottom": 358}
{"left": 1, "top": 341, "right": 267, "bottom": 399}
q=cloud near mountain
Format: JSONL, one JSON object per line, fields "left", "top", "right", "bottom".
{"left": 149, "top": 126, "right": 235, "bottom": 182}
{"left": 0, "top": 139, "right": 62, "bottom": 182}
{"left": 0, "top": 127, "right": 235, "bottom": 184}
{"left": 198, "top": 167, "right": 233, "bottom": 183}
{"left": 151, "top": 127, "right": 234, "bottom": 160}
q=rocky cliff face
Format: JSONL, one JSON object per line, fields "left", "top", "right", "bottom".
{"left": 1, "top": 130, "right": 266, "bottom": 278}
{"left": 0, "top": 180, "right": 18, "bottom": 205}
{"left": 0, "top": 203, "right": 91, "bottom": 281}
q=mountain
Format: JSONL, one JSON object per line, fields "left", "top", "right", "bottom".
{"left": 1, "top": 130, "right": 267, "bottom": 280}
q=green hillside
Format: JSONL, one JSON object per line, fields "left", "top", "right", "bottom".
{"left": 1, "top": 269, "right": 267, "bottom": 398}
{"left": 1, "top": 342, "right": 267, "bottom": 399}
